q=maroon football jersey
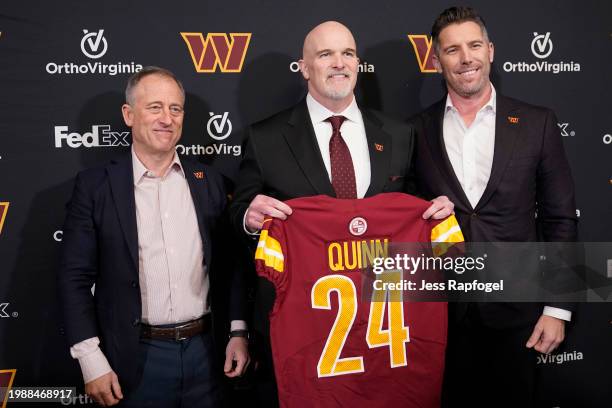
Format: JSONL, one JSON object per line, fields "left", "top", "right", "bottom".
{"left": 255, "top": 193, "right": 463, "bottom": 408}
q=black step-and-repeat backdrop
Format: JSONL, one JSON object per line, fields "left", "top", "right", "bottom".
{"left": 1, "top": 1, "right": 611, "bottom": 407}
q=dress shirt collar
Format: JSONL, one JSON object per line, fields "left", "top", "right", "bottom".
{"left": 445, "top": 83, "right": 497, "bottom": 116}
{"left": 131, "top": 147, "right": 184, "bottom": 185}
{"left": 306, "top": 93, "right": 361, "bottom": 124}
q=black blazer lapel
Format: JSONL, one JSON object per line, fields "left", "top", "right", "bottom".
{"left": 181, "top": 160, "right": 211, "bottom": 266}
{"left": 362, "top": 109, "right": 391, "bottom": 197}
{"left": 106, "top": 154, "right": 139, "bottom": 272}
{"left": 475, "top": 95, "right": 520, "bottom": 211}
{"left": 426, "top": 100, "right": 472, "bottom": 209}
{"left": 284, "top": 100, "right": 336, "bottom": 197}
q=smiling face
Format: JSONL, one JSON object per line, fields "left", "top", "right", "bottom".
{"left": 433, "top": 21, "right": 494, "bottom": 100}
{"left": 299, "top": 21, "right": 359, "bottom": 112}
{"left": 122, "top": 73, "right": 185, "bottom": 159}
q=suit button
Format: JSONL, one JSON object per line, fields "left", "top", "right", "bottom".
{"left": 132, "top": 318, "right": 140, "bottom": 327}
{"left": 471, "top": 212, "right": 478, "bottom": 217}
{"left": 131, "top": 281, "right": 138, "bottom": 288}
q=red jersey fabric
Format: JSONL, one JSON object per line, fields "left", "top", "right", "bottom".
{"left": 255, "top": 193, "right": 463, "bottom": 408}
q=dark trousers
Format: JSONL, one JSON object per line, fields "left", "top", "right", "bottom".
{"left": 121, "top": 332, "right": 221, "bottom": 408}
{"left": 442, "top": 305, "right": 539, "bottom": 408}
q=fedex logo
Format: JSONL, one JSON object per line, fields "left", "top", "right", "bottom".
{"left": 54, "top": 125, "right": 130, "bottom": 148}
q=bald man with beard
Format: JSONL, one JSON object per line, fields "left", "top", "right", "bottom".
{"left": 230, "top": 21, "right": 454, "bottom": 406}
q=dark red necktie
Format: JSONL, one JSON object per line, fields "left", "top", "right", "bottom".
{"left": 327, "top": 115, "right": 357, "bottom": 199}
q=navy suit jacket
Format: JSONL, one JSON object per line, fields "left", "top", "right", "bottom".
{"left": 58, "top": 153, "right": 245, "bottom": 392}
{"left": 410, "top": 94, "right": 577, "bottom": 328}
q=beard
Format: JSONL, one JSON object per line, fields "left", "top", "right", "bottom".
{"left": 446, "top": 66, "right": 490, "bottom": 98}
{"left": 322, "top": 77, "right": 354, "bottom": 100}
{"left": 451, "top": 78, "right": 487, "bottom": 97}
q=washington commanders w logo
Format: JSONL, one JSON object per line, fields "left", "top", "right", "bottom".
{"left": 407, "top": 34, "right": 436, "bottom": 73}
{"left": 0, "top": 202, "right": 9, "bottom": 236}
{"left": 180, "top": 32, "right": 251, "bottom": 73}
{"left": 0, "top": 369, "right": 16, "bottom": 408}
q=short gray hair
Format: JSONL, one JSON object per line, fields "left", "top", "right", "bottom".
{"left": 124, "top": 66, "right": 185, "bottom": 105}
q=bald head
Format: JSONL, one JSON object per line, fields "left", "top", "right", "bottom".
{"left": 299, "top": 21, "right": 359, "bottom": 112}
{"left": 302, "top": 21, "right": 356, "bottom": 59}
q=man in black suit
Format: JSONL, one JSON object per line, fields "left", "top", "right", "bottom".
{"left": 230, "top": 20, "right": 453, "bottom": 236}
{"left": 58, "top": 66, "right": 249, "bottom": 407}
{"left": 410, "top": 7, "right": 577, "bottom": 407}
{"left": 229, "top": 21, "right": 454, "bottom": 406}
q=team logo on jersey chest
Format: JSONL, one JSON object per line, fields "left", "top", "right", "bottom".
{"left": 349, "top": 217, "right": 368, "bottom": 236}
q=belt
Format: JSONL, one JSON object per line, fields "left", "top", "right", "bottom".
{"left": 140, "top": 315, "right": 211, "bottom": 341}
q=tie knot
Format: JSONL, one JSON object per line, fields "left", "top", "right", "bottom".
{"left": 327, "top": 115, "right": 346, "bottom": 132}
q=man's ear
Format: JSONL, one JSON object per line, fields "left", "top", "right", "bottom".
{"left": 298, "top": 59, "right": 309, "bottom": 81}
{"left": 433, "top": 54, "right": 443, "bottom": 74}
{"left": 121, "top": 104, "right": 133, "bottom": 127}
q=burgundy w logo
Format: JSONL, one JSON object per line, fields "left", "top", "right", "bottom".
{"left": 0, "top": 369, "right": 16, "bottom": 408}
{"left": 0, "top": 202, "right": 9, "bottom": 236}
{"left": 180, "top": 33, "right": 251, "bottom": 73}
{"left": 407, "top": 35, "right": 437, "bottom": 73}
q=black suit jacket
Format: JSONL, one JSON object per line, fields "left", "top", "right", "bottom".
{"left": 410, "top": 94, "right": 577, "bottom": 328}
{"left": 228, "top": 99, "right": 417, "bottom": 400}
{"left": 229, "top": 99, "right": 417, "bottom": 233}
{"left": 58, "top": 154, "right": 245, "bottom": 393}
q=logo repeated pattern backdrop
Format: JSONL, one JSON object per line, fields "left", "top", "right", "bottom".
{"left": 0, "top": 1, "right": 610, "bottom": 407}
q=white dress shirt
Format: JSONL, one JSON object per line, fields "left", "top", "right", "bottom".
{"left": 243, "top": 93, "right": 371, "bottom": 234}
{"left": 442, "top": 85, "right": 571, "bottom": 322}
{"left": 306, "top": 93, "right": 371, "bottom": 199}
{"left": 443, "top": 85, "right": 496, "bottom": 209}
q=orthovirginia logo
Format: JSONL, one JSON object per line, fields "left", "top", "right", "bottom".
{"left": 176, "top": 111, "right": 240, "bottom": 157}
{"left": 0, "top": 369, "right": 16, "bottom": 408}
{"left": 206, "top": 112, "right": 232, "bottom": 141}
{"left": 46, "top": 29, "right": 143, "bottom": 76}
{"left": 536, "top": 350, "right": 583, "bottom": 365}
{"left": 531, "top": 32, "right": 553, "bottom": 59}
{"left": 80, "top": 29, "right": 108, "bottom": 59}
{"left": 407, "top": 34, "right": 436, "bottom": 73}
{"left": 503, "top": 32, "right": 580, "bottom": 74}
{"left": 180, "top": 33, "right": 251, "bottom": 73}
{"left": 288, "top": 61, "right": 374, "bottom": 73}
{"left": 0, "top": 202, "right": 8, "bottom": 236}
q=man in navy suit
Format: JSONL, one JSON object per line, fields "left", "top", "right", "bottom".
{"left": 59, "top": 66, "right": 249, "bottom": 407}
{"left": 410, "top": 7, "right": 577, "bottom": 407}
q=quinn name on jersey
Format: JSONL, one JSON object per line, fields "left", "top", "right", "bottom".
{"left": 255, "top": 192, "right": 463, "bottom": 408}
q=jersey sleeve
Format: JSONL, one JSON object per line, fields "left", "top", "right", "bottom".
{"left": 255, "top": 217, "right": 289, "bottom": 299}
{"left": 430, "top": 214, "right": 464, "bottom": 256}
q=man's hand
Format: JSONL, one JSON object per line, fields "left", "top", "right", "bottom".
{"left": 85, "top": 371, "right": 123, "bottom": 407}
{"left": 422, "top": 195, "right": 454, "bottom": 220}
{"left": 224, "top": 337, "right": 250, "bottom": 378}
{"left": 245, "top": 194, "right": 292, "bottom": 232}
{"left": 526, "top": 315, "right": 565, "bottom": 354}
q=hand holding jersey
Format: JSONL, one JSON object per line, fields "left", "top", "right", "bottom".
{"left": 246, "top": 194, "right": 455, "bottom": 232}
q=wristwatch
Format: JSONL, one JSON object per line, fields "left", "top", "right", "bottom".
{"left": 229, "top": 329, "right": 249, "bottom": 340}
